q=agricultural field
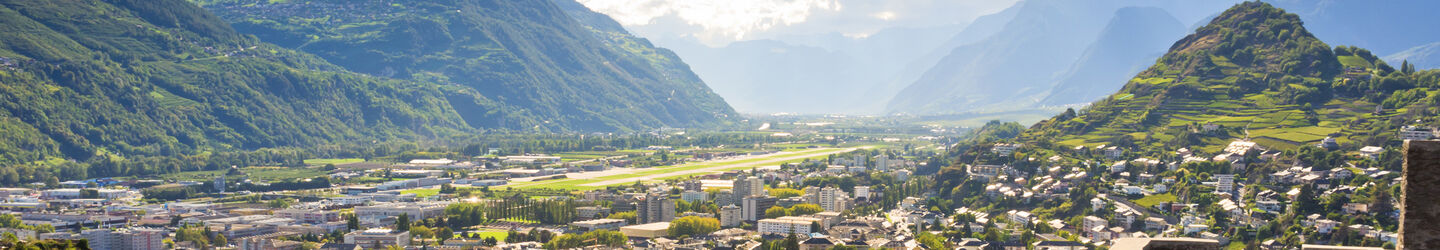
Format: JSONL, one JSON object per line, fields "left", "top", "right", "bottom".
{"left": 303, "top": 158, "right": 365, "bottom": 165}
{"left": 158, "top": 166, "right": 329, "bottom": 182}
{"left": 502, "top": 147, "right": 858, "bottom": 190}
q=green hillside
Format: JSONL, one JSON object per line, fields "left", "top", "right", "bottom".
{"left": 0, "top": 0, "right": 490, "bottom": 166}
{"left": 1019, "top": 2, "right": 1440, "bottom": 155}
{"left": 198, "top": 0, "right": 736, "bottom": 132}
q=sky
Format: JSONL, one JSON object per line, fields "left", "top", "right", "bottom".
{"left": 576, "top": 0, "right": 1022, "bottom": 47}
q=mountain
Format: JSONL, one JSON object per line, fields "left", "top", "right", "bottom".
{"left": 0, "top": 0, "right": 475, "bottom": 164}
{"left": 653, "top": 24, "right": 964, "bottom": 114}
{"left": 1019, "top": 2, "right": 1440, "bottom": 155}
{"left": 885, "top": 0, "right": 1256, "bottom": 115}
{"left": 887, "top": 0, "right": 1127, "bottom": 114}
{"left": 1267, "top": 0, "right": 1440, "bottom": 56}
{"left": 201, "top": 0, "right": 736, "bottom": 132}
{"left": 1040, "top": 7, "right": 1186, "bottom": 106}
{"left": 1386, "top": 42, "right": 1440, "bottom": 70}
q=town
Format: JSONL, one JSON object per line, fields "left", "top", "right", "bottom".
{"left": 0, "top": 122, "right": 1425, "bottom": 250}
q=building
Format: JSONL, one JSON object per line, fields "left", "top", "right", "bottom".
{"left": 720, "top": 205, "right": 743, "bottom": 227}
{"left": 82, "top": 228, "right": 165, "bottom": 250}
{"left": 619, "top": 222, "right": 670, "bottom": 238}
{"left": 853, "top": 186, "right": 870, "bottom": 200}
{"left": 570, "top": 218, "right": 627, "bottom": 232}
{"left": 41, "top": 189, "right": 82, "bottom": 199}
{"left": 1360, "top": 146, "right": 1384, "bottom": 160}
{"left": 274, "top": 209, "right": 341, "bottom": 224}
{"left": 758, "top": 217, "right": 821, "bottom": 235}
{"left": 1103, "top": 146, "right": 1125, "bottom": 159}
{"left": 1215, "top": 174, "right": 1236, "bottom": 194}
{"left": 1007, "top": 210, "right": 1035, "bottom": 227}
{"left": 354, "top": 202, "right": 449, "bottom": 226}
{"left": 344, "top": 228, "right": 410, "bottom": 247}
{"left": 637, "top": 193, "right": 676, "bottom": 223}
{"left": 895, "top": 169, "right": 912, "bottom": 181}
{"left": 992, "top": 143, "right": 1022, "bottom": 155}
{"left": 742, "top": 196, "right": 778, "bottom": 221}
{"left": 680, "top": 190, "right": 709, "bottom": 203}
{"left": 577, "top": 206, "right": 611, "bottom": 219}
{"left": 1400, "top": 126, "right": 1435, "bottom": 141}
{"left": 817, "top": 187, "right": 849, "bottom": 212}
{"left": 733, "top": 176, "right": 765, "bottom": 198}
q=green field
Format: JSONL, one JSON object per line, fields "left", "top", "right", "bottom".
{"left": 505, "top": 147, "right": 853, "bottom": 190}
{"left": 160, "top": 167, "right": 328, "bottom": 182}
{"left": 303, "top": 158, "right": 365, "bottom": 165}
{"left": 1132, "top": 194, "right": 1177, "bottom": 208}
{"left": 471, "top": 230, "right": 508, "bottom": 242}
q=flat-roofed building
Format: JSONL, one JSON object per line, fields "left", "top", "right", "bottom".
{"left": 344, "top": 228, "right": 410, "bottom": 247}
{"left": 619, "top": 222, "right": 670, "bottom": 238}
{"left": 571, "top": 218, "right": 627, "bottom": 232}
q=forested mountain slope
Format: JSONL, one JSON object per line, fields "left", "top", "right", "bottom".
{"left": 0, "top": 0, "right": 477, "bottom": 166}
{"left": 201, "top": 0, "right": 736, "bottom": 132}
{"left": 1019, "top": 2, "right": 1440, "bottom": 156}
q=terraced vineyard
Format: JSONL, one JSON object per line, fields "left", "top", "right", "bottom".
{"left": 1022, "top": 2, "right": 1440, "bottom": 156}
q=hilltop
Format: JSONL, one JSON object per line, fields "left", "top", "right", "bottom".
{"left": 1018, "top": 1, "right": 1440, "bottom": 155}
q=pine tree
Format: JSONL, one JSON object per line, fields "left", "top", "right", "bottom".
{"left": 396, "top": 214, "right": 411, "bottom": 231}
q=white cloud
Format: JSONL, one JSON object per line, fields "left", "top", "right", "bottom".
{"left": 578, "top": 0, "right": 1020, "bottom": 46}
{"left": 579, "top": 0, "right": 841, "bottom": 44}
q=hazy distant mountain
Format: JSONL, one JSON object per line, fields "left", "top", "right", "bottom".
{"left": 1040, "top": 7, "right": 1185, "bottom": 106}
{"left": 659, "top": 25, "right": 964, "bottom": 114}
{"left": 886, "top": 0, "right": 1241, "bottom": 115}
{"left": 1267, "top": 0, "right": 1440, "bottom": 56}
{"left": 887, "top": 0, "right": 1128, "bottom": 114}
{"left": 1387, "top": 42, "right": 1440, "bottom": 70}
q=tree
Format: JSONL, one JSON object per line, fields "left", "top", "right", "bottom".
{"left": 396, "top": 214, "right": 411, "bottom": 232}
{"left": 411, "top": 226, "right": 434, "bottom": 245}
{"left": 668, "top": 216, "right": 720, "bottom": 238}
{"left": 764, "top": 206, "right": 788, "bottom": 219}
{"left": 213, "top": 234, "right": 227, "bottom": 247}
{"left": 436, "top": 227, "right": 454, "bottom": 244}
{"left": 788, "top": 204, "right": 823, "bottom": 216}
{"left": 346, "top": 214, "right": 360, "bottom": 230}
{"left": 607, "top": 211, "right": 637, "bottom": 224}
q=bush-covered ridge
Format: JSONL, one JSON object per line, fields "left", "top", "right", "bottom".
{"left": 1019, "top": 2, "right": 1440, "bottom": 154}
{"left": 0, "top": 0, "right": 479, "bottom": 164}
{"left": 199, "top": 0, "right": 736, "bottom": 132}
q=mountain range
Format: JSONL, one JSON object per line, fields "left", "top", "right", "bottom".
{"left": 0, "top": 0, "right": 735, "bottom": 164}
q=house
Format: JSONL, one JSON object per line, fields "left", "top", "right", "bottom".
{"left": 1034, "top": 241, "right": 1086, "bottom": 250}
{"left": 1359, "top": 146, "right": 1384, "bottom": 160}
{"left": 1145, "top": 217, "right": 1169, "bottom": 231}
{"left": 1343, "top": 203, "right": 1370, "bottom": 215}
{"left": 1400, "top": 125, "right": 1435, "bottom": 141}
{"left": 992, "top": 143, "right": 1022, "bottom": 155}
{"left": 1315, "top": 219, "right": 1340, "bottom": 234}
{"left": 1103, "top": 146, "right": 1125, "bottom": 159}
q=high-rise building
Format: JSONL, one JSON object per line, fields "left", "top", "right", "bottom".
{"left": 854, "top": 186, "right": 871, "bottom": 200}
{"left": 819, "top": 187, "right": 850, "bottom": 212}
{"left": 680, "top": 190, "right": 709, "bottom": 203}
{"left": 733, "top": 176, "right": 764, "bottom": 198}
{"left": 637, "top": 193, "right": 676, "bottom": 223}
{"left": 742, "top": 196, "right": 777, "bottom": 221}
{"left": 681, "top": 180, "right": 703, "bottom": 191}
{"left": 720, "top": 204, "right": 743, "bottom": 227}
{"left": 83, "top": 228, "right": 164, "bottom": 250}
{"left": 803, "top": 186, "right": 820, "bottom": 204}
{"left": 714, "top": 190, "right": 736, "bottom": 207}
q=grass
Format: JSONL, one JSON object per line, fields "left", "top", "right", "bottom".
{"left": 159, "top": 167, "right": 327, "bottom": 182}
{"left": 401, "top": 188, "right": 441, "bottom": 198}
{"left": 506, "top": 147, "right": 854, "bottom": 190}
{"left": 470, "top": 230, "right": 508, "bottom": 242}
{"left": 303, "top": 158, "right": 365, "bottom": 165}
{"left": 1132, "top": 194, "right": 1177, "bottom": 208}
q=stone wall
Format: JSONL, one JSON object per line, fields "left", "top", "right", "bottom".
{"left": 1402, "top": 140, "right": 1440, "bottom": 250}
